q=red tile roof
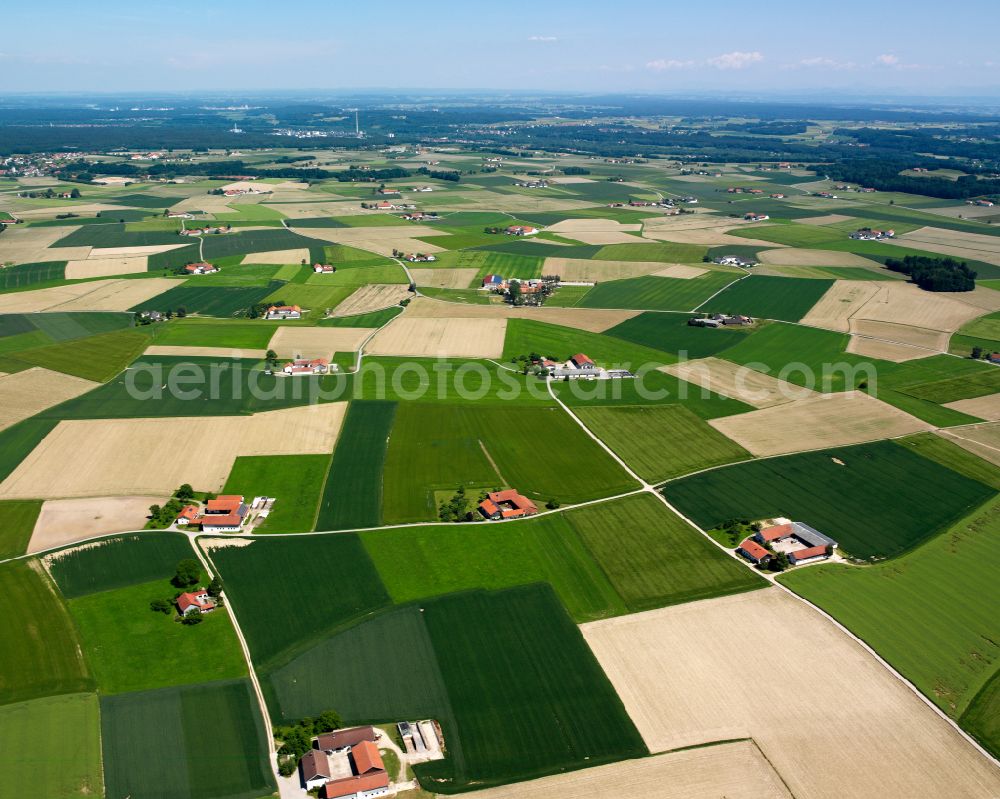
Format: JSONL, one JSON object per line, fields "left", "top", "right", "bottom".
{"left": 201, "top": 513, "right": 243, "bottom": 528}
{"left": 315, "top": 726, "right": 376, "bottom": 752}
{"left": 739, "top": 538, "right": 770, "bottom": 562}
{"left": 351, "top": 740, "right": 383, "bottom": 775}
{"left": 206, "top": 495, "right": 243, "bottom": 513}
{"left": 177, "top": 505, "right": 200, "bottom": 523}
{"left": 322, "top": 771, "right": 389, "bottom": 799}
{"left": 571, "top": 353, "right": 595, "bottom": 367}
{"left": 758, "top": 523, "right": 792, "bottom": 543}
{"left": 790, "top": 545, "right": 828, "bottom": 563}
{"left": 177, "top": 591, "right": 212, "bottom": 613}
{"left": 300, "top": 750, "right": 332, "bottom": 781}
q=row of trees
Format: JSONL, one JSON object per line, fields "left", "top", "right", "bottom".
{"left": 885, "top": 255, "right": 977, "bottom": 292}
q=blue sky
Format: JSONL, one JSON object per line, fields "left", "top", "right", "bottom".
{"left": 4, "top": 0, "right": 999, "bottom": 95}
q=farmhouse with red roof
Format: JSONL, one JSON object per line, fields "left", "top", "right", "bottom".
{"left": 737, "top": 538, "right": 771, "bottom": 565}
{"left": 184, "top": 262, "right": 218, "bottom": 274}
{"left": 302, "top": 735, "right": 390, "bottom": 799}
{"left": 199, "top": 495, "right": 248, "bottom": 533}
{"left": 505, "top": 225, "right": 538, "bottom": 236}
{"left": 313, "top": 263, "right": 336, "bottom": 273}
{"left": 282, "top": 357, "right": 330, "bottom": 376}
{"left": 265, "top": 304, "right": 302, "bottom": 320}
{"left": 176, "top": 589, "right": 215, "bottom": 616}
{"left": 478, "top": 489, "right": 538, "bottom": 520}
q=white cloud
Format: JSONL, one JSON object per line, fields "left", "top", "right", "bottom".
{"left": 528, "top": 35, "right": 558, "bottom": 42}
{"left": 796, "top": 56, "right": 856, "bottom": 70}
{"left": 875, "top": 53, "right": 900, "bottom": 66}
{"left": 645, "top": 58, "right": 695, "bottom": 71}
{"left": 707, "top": 51, "right": 764, "bottom": 70}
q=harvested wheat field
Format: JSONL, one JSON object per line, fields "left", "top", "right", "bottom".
{"left": 758, "top": 248, "right": 884, "bottom": 268}
{"left": 660, "top": 358, "right": 813, "bottom": 408}
{"left": 46, "top": 278, "right": 179, "bottom": 312}
{"left": 365, "top": 317, "right": 507, "bottom": 358}
{"left": 64, "top": 256, "right": 149, "bottom": 279}
{"left": 936, "top": 423, "right": 1000, "bottom": 466}
{"left": 402, "top": 296, "right": 637, "bottom": 332}
{"left": 261, "top": 201, "right": 358, "bottom": 218}
{"left": 0, "top": 368, "right": 98, "bottom": 432}
{"left": 409, "top": 267, "right": 480, "bottom": 289}
{"left": 441, "top": 190, "right": 594, "bottom": 213}
{"left": 583, "top": 589, "right": 1000, "bottom": 799}
{"left": 470, "top": 740, "right": 791, "bottom": 799}
{"left": 850, "top": 283, "right": 985, "bottom": 338}
{"left": 0, "top": 225, "right": 91, "bottom": 264}
{"left": 900, "top": 226, "right": 1000, "bottom": 265}
{"left": 331, "top": 284, "right": 411, "bottom": 317}
{"left": 241, "top": 248, "right": 311, "bottom": 265}
{"left": 800, "top": 281, "right": 883, "bottom": 332}
{"left": 544, "top": 258, "right": 665, "bottom": 282}
{"left": 709, "top": 391, "right": 932, "bottom": 456}
{"left": 267, "top": 326, "right": 374, "bottom": 359}
{"left": 846, "top": 336, "right": 935, "bottom": 362}
{"left": 169, "top": 194, "right": 234, "bottom": 215}
{"left": 545, "top": 218, "right": 643, "bottom": 245}
{"left": 798, "top": 214, "right": 855, "bottom": 226}
{"left": 850, "top": 319, "right": 950, "bottom": 351}
{"left": 0, "top": 403, "right": 348, "bottom": 499}
{"left": 144, "top": 345, "right": 268, "bottom": 359}
{"left": 89, "top": 245, "right": 189, "bottom": 259}
{"left": 14, "top": 203, "right": 131, "bottom": 220}
{"left": 651, "top": 264, "right": 708, "bottom": 279}
{"left": 944, "top": 393, "right": 1000, "bottom": 421}
{"left": 27, "top": 496, "right": 161, "bottom": 554}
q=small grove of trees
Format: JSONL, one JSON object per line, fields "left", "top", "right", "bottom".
{"left": 173, "top": 558, "right": 201, "bottom": 588}
{"left": 417, "top": 166, "right": 460, "bottom": 182}
{"left": 265, "top": 349, "right": 278, "bottom": 372}
{"left": 885, "top": 255, "right": 976, "bottom": 292}
{"left": 439, "top": 485, "right": 472, "bottom": 522}
{"left": 562, "top": 166, "right": 591, "bottom": 175}
{"left": 275, "top": 710, "right": 344, "bottom": 776}
{"left": 716, "top": 518, "right": 762, "bottom": 548}
{"left": 146, "top": 484, "right": 196, "bottom": 529}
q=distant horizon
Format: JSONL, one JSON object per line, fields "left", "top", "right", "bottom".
{"left": 6, "top": 0, "right": 1000, "bottom": 96}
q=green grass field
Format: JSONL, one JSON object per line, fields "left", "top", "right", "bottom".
{"left": 11, "top": 327, "right": 152, "bottom": 382}
{"left": 578, "top": 272, "right": 738, "bottom": 312}
{"left": 0, "top": 500, "right": 41, "bottom": 559}
{"left": 266, "top": 603, "right": 455, "bottom": 724}
{"left": 131, "top": 281, "right": 283, "bottom": 318}
{"left": 382, "top": 403, "right": 637, "bottom": 523}
{"left": 200, "top": 228, "right": 326, "bottom": 259}
{"left": 605, "top": 311, "right": 754, "bottom": 358}
{"left": 0, "top": 693, "right": 103, "bottom": 798}
{"left": 101, "top": 679, "right": 275, "bottom": 799}
{"left": 502, "top": 318, "right": 675, "bottom": 367}
{"left": 208, "top": 534, "right": 391, "bottom": 669}
{"left": 0, "top": 559, "right": 92, "bottom": 704}
{"left": 565, "top": 493, "right": 766, "bottom": 611}
{"left": 963, "top": 668, "right": 1000, "bottom": 760}
{"left": 780, "top": 496, "right": 1000, "bottom": 742}
{"left": 69, "top": 579, "right": 247, "bottom": 694}
{"left": 317, "top": 305, "right": 402, "bottom": 328}
{"left": 0, "top": 261, "right": 66, "bottom": 290}
{"left": 413, "top": 584, "right": 646, "bottom": 792}
{"left": 363, "top": 511, "right": 627, "bottom": 622}
{"left": 662, "top": 440, "right": 995, "bottom": 560}
{"left": 894, "top": 433, "right": 1000, "bottom": 490}
{"left": 315, "top": 401, "right": 396, "bottom": 530}
{"left": 595, "top": 241, "right": 708, "bottom": 263}
{"left": 49, "top": 533, "right": 196, "bottom": 598}
{"left": 575, "top": 404, "right": 751, "bottom": 482}
{"left": 222, "top": 454, "right": 330, "bottom": 533}
{"left": 700, "top": 275, "right": 833, "bottom": 322}
{"left": 153, "top": 318, "right": 278, "bottom": 348}
{"left": 54, "top": 223, "right": 181, "bottom": 248}
{"left": 896, "top": 366, "right": 1000, "bottom": 403}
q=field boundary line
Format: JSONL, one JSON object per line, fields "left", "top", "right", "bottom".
{"left": 690, "top": 272, "right": 750, "bottom": 313}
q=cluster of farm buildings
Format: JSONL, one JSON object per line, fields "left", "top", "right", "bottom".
{"left": 688, "top": 313, "right": 753, "bottom": 328}
{"left": 850, "top": 227, "right": 895, "bottom": 241}
{"left": 299, "top": 722, "right": 444, "bottom": 798}
{"left": 175, "top": 494, "right": 275, "bottom": 532}
{"left": 737, "top": 521, "right": 838, "bottom": 567}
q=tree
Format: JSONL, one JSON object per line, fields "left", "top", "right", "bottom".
{"left": 972, "top": 346, "right": 984, "bottom": 360}
{"left": 175, "top": 483, "right": 194, "bottom": 501}
{"left": 545, "top": 498, "right": 560, "bottom": 510}
{"left": 70, "top": 188, "right": 81, "bottom": 198}
{"left": 277, "top": 758, "right": 297, "bottom": 778}
{"left": 172, "top": 559, "right": 201, "bottom": 588}
{"left": 176, "top": 306, "right": 187, "bottom": 318}
{"left": 150, "top": 598, "right": 172, "bottom": 614}
{"left": 507, "top": 280, "right": 523, "bottom": 306}
{"left": 180, "top": 612, "right": 203, "bottom": 625}
{"left": 148, "top": 504, "right": 161, "bottom": 520}
{"left": 315, "top": 710, "right": 343, "bottom": 733}
{"left": 766, "top": 552, "right": 789, "bottom": 572}
{"left": 208, "top": 576, "right": 224, "bottom": 597}
{"left": 279, "top": 726, "right": 312, "bottom": 758}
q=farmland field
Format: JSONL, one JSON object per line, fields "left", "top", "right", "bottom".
{"left": 605, "top": 311, "right": 753, "bottom": 358}
{"left": 153, "top": 318, "right": 278, "bottom": 348}
{"left": 0, "top": 261, "right": 66, "bottom": 289}
{"left": 47, "top": 532, "right": 196, "bottom": 598}
{"left": 131, "top": 280, "right": 283, "bottom": 318}
{"left": 662, "top": 440, "right": 995, "bottom": 559}
{"left": 963, "top": 668, "right": 1000, "bottom": 760}
{"left": 414, "top": 585, "right": 646, "bottom": 792}
{"left": 68, "top": 578, "right": 247, "bottom": 694}
{"left": 0, "top": 559, "right": 92, "bottom": 704}
{"left": 315, "top": 400, "right": 396, "bottom": 530}
{"left": 578, "top": 272, "right": 738, "bottom": 311}
{"left": 502, "top": 318, "right": 675, "bottom": 366}
{"left": 266, "top": 603, "right": 455, "bottom": 723}
{"left": 100, "top": 679, "right": 275, "bottom": 799}
{"left": 700, "top": 274, "right": 833, "bottom": 322}
{"left": 222, "top": 454, "right": 330, "bottom": 533}
{"left": 11, "top": 327, "right": 152, "bottom": 381}
{"left": 565, "top": 493, "right": 765, "bottom": 610}
{"left": 0, "top": 417, "right": 59, "bottom": 483}
{"left": 575, "top": 405, "right": 751, "bottom": 481}
{"left": 0, "top": 693, "right": 103, "bottom": 799}
{"left": 0, "top": 499, "right": 41, "bottom": 559}
{"left": 362, "top": 510, "right": 627, "bottom": 622}
{"left": 780, "top": 496, "right": 1000, "bottom": 734}
{"left": 207, "top": 534, "right": 391, "bottom": 668}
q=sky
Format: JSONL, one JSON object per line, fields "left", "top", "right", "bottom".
{"left": 4, "top": 0, "right": 999, "bottom": 97}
